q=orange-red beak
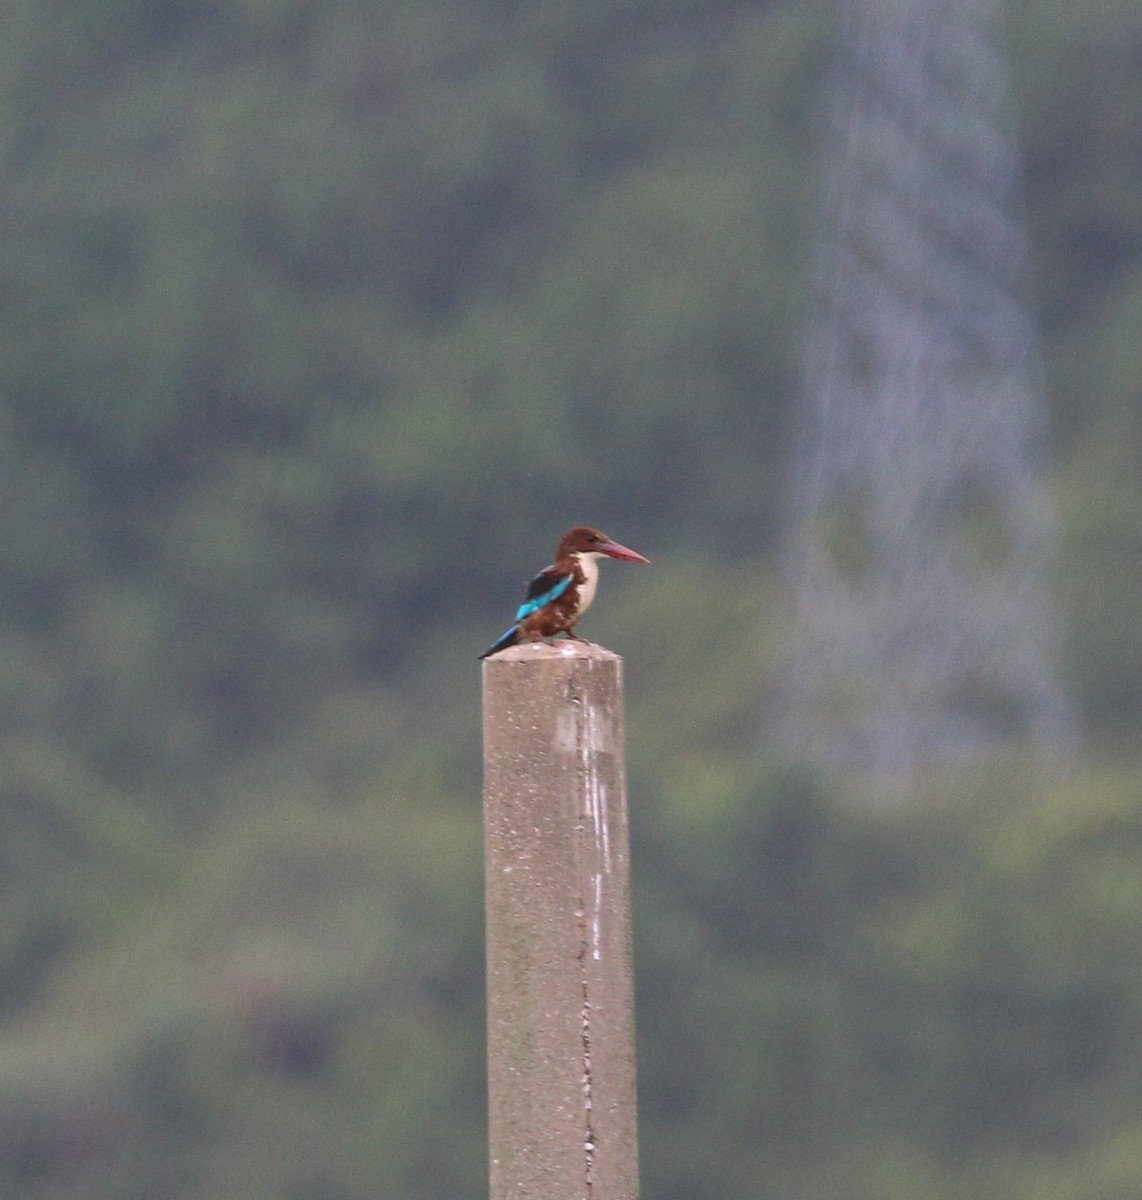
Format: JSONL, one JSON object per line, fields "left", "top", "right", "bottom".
{"left": 598, "top": 539, "right": 650, "bottom": 564}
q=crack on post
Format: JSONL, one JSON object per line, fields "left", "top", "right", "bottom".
{"left": 578, "top": 902, "right": 597, "bottom": 1196}
{"left": 569, "top": 677, "right": 596, "bottom": 1196}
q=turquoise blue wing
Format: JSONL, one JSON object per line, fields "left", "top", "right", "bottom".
{"left": 515, "top": 570, "right": 572, "bottom": 621}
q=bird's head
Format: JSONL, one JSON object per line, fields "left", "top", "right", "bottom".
{"left": 559, "top": 526, "right": 650, "bottom": 563}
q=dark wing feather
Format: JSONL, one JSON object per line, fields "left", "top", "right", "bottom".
{"left": 515, "top": 566, "right": 573, "bottom": 621}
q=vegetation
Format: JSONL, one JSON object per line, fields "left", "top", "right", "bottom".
{"left": 1, "top": 0, "right": 1141, "bottom": 1197}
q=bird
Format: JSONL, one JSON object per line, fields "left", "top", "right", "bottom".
{"left": 479, "top": 526, "right": 650, "bottom": 659}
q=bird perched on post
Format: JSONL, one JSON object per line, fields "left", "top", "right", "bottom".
{"left": 479, "top": 526, "right": 650, "bottom": 659}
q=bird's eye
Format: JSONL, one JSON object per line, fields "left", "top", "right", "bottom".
{"left": 587, "top": 533, "right": 600, "bottom": 543}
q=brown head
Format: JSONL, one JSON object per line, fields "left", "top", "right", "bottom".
{"left": 556, "top": 526, "right": 650, "bottom": 563}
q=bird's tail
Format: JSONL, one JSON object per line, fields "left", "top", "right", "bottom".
{"left": 479, "top": 625, "right": 521, "bottom": 660}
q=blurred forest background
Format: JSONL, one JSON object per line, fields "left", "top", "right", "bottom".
{"left": 1, "top": 0, "right": 1141, "bottom": 1198}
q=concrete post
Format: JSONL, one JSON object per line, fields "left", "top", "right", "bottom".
{"left": 482, "top": 641, "right": 639, "bottom": 1200}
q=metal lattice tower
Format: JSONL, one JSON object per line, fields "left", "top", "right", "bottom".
{"left": 781, "top": 0, "right": 1080, "bottom": 776}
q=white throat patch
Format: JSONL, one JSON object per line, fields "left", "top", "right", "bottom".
{"left": 572, "top": 551, "right": 601, "bottom": 613}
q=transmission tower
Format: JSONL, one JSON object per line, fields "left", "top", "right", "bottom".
{"left": 781, "top": 0, "right": 1080, "bottom": 776}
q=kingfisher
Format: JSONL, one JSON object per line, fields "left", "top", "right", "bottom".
{"left": 479, "top": 526, "right": 650, "bottom": 659}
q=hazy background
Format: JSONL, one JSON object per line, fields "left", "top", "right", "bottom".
{"left": 1, "top": 1, "right": 1141, "bottom": 1198}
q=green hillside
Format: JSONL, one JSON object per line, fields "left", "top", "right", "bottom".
{"left": 1, "top": 1, "right": 1141, "bottom": 1197}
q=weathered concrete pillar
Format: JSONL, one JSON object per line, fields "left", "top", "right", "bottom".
{"left": 482, "top": 641, "right": 639, "bottom": 1200}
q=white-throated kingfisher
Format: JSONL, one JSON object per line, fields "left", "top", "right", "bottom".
{"left": 479, "top": 526, "right": 650, "bottom": 659}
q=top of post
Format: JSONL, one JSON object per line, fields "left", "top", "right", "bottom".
{"left": 481, "top": 641, "right": 622, "bottom": 669}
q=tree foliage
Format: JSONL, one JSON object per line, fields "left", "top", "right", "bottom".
{"left": 0, "top": 0, "right": 1140, "bottom": 1197}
